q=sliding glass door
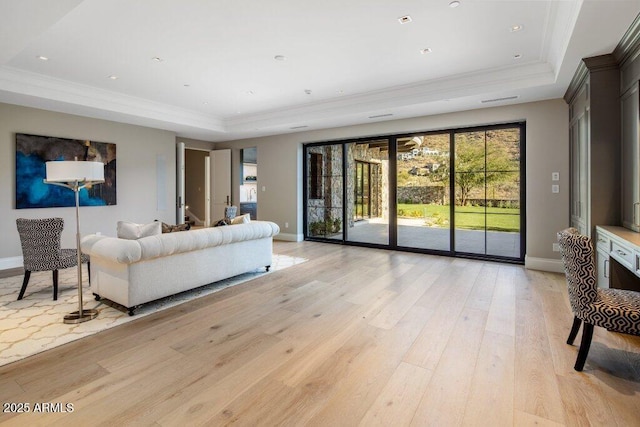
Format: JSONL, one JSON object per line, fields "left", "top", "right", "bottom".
{"left": 454, "top": 127, "right": 522, "bottom": 258}
{"left": 346, "top": 140, "right": 389, "bottom": 246}
{"left": 396, "top": 133, "right": 451, "bottom": 251}
{"left": 303, "top": 123, "right": 524, "bottom": 262}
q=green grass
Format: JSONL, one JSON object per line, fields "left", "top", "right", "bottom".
{"left": 397, "top": 203, "right": 520, "bottom": 232}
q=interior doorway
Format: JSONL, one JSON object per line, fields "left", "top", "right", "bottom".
{"left": 240, "top": 148, "right": 258, "bottom": 220}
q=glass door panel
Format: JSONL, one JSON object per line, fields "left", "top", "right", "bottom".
{"left": 305, "top": 144, "right": 343, "bottom": 241}
{"left": 346, "top": 140, "right": 389, "bottom": 245}
{"left": 453, "top": 127, "right": 522, "bottom": 259}
{"left": 397, "top": 133, "right": 451, "bottom": 251}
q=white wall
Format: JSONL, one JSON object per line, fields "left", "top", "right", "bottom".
{"left": 0, "top": 103, "right": 176, "bottom": 268}
{"left": 216, "top": 99, "right": 570, "bottom": 268}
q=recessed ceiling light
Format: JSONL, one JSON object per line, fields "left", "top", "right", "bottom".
{"left": 274, "top": 55, "right": 286, "bottom": 61}
{"left": 36, "top": 55, "right": 49, "bottom": 61}
{"left": 152, "top": 56, "right": 164, "bottom": 62}
{"left": 513, "top": 54, "right": 522, "bottom": 59}
{"left": 449, "top": 1, "right": 461, "bottom": 8}
{"left": 398, "top": 15, "right": 412, "bottom": 24}
{"left": 304, "top": 89, "right": 312, "bottom": 95}
{"left": 510, "top": 24, "right": 523, "bottom": 32}
{"left": 420, "top": 48, "right": 433, "bottom": 55}
{"left": 183, "top": 84, "right": 190, "bottom": 87}
{"left": 203, "top": 102, "right": 209, "bottom": 105}
{"left": 108, "top": 75, "right": 118, "bottom": 80}
{"left": 246, "top": 90, "right": 254, "bottom": 95}
{"left": 337, "top": 89, "right": 344, "bottom": 94}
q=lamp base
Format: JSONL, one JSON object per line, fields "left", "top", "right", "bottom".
{"left": 63, "top": 309, "right": 99, "bottom": 324}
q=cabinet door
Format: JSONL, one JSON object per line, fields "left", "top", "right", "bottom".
{"left": 569, "top": 107, "right": 589, "bottom": 232}
{"left": 621, "top": 83, "right": 640, "bottom": 231}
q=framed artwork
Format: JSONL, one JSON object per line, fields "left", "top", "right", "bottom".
{"left": 15, "top": 133, "right": 117, "bottom": 209}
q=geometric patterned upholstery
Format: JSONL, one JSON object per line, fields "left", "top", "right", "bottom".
{"left": 557, "top": 227, "right": 640, "bottom": 370}
{"left": 16, "top": 218, "right": 89, "bottom": 301}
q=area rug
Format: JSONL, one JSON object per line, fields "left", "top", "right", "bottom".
{"left": 0, "top": 254, "right": 306, "bottom": 367}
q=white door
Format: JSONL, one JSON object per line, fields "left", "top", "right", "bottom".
{"left": 176, "top": 142, "right": 186, "bottom": 224}
{"left": 210, "top": 149, "right": 231, "bottom": 221}
{"left": 204, "top": 156, "right": 211, "bottom": 227}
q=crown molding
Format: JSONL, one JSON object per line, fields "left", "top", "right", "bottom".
{"left": 0, "top": 66, "right": 225, "bottom": 133}
{"left": 613, "top": 12, "right": 640, "bottom": 67}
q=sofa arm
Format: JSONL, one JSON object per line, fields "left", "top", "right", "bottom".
{"left": 81, "top": 234, "right": 142, "bottom": 264}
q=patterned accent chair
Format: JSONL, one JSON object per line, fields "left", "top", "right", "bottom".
{"left": 557, "top": 228, "right": 640, "bottom": 371}
{"left": 16, "top": 218, "right": 89, "bottom": 301}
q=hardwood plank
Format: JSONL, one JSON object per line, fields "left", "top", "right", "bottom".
{"left": 556, "top": 374, "right": 616, "bottom": 426}
{"left": 358, "top": 362, "right": 433, "bottom": 427}
{"left": 409, "top": 307, "right": 488, "bottom": 426}
{"left": 485, "top": 264, "right": 517, "bottom": 336}
{"left": 514, "top": 270, "right": 566, "bottom": 423}
{"left": 462, "top": 331, "right": 515, "bottom": 426}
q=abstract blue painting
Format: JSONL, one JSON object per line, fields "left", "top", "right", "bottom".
{"left": 15, "top": 133, "right": 117, "bottom": 209}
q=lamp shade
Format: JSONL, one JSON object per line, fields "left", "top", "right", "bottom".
{"left": 45, "top": 161, "right": 104, "bottom": 183}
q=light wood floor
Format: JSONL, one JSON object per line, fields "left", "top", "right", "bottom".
{"left": 1, "top": 241, "right": 639, "bottom": 426}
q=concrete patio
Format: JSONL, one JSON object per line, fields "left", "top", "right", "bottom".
{"left": 329, "top": 218, "right": 521, "bottom": 259}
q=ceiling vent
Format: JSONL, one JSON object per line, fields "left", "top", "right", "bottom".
{"left": 368, "top": 113, "right": 394, "bottom": 119}
{"left": 290, "top": 125, "right": 308, "bottom": 130}
{"left": 480, "top": 95, "right": 519, "bottom": 104}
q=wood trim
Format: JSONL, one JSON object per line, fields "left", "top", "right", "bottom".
{"left": 613, "top": 12, "right": 640, "bottom": 67}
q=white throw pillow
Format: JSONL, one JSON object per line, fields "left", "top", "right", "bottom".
{"left": 117, "top": 221, "right": 162, "bottom": 240}
{"left": 230, "top": 214, "right": 251, "bottom": 225}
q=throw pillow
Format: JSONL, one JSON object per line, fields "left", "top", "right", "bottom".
{"left": 230, "top": 214, "right": 251, "bottom": 225}
{"left": 117, "top": 221, "right": 162, "bottom": 240}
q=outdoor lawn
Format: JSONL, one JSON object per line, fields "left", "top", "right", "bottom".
{"left": 397, "top": 203, "right": 520, "bottom": 232}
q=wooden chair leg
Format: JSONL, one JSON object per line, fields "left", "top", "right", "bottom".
{"left": 53, "top": 270, "right": 59, "bottom": 301}
{"left": 567, "top": 316, "right": 582, "bottom": 345}
{"left": 17, "top": 270, "right": 31, "bottom": 300}
{"left": 574, "top": 322, "right": 594, "bottom": 371}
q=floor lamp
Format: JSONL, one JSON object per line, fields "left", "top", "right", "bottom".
{"left": 45, "top": 160, "right": 104, "bottom": 324}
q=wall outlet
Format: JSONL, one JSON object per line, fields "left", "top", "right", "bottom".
{"left": 553, "top": 243, "right": 560, "bottom": 252}
{"left": 551, "top": 184, "right": 559, "bottom": 193}
{"left": 285, "top": 222, "right": 289, "bottom": 228}
{"left": 551, "top": 172, "right": 559, "bottom": 181}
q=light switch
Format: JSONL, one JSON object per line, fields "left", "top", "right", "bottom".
{"left": 552, "top": 184, "right": 559, "bottom": 193}
{"left": 552, "top": 172, "right": 559, "bottom": 181}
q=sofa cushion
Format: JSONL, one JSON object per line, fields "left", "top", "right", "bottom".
{"left": 230, "top": 214, "right": 251, "bottom": 225}
{"left": 117, "top": 221, "right": 161, "bottom": 240}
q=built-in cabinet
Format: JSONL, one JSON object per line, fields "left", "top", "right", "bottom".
{"left": 564, "top": 55, "right": 621, "bottom": 237}
{"left": 621, "top": 79, "right": 640, "bottom": 231}
{"left": 595, "top": 226, "right": 640, "bottom": 291}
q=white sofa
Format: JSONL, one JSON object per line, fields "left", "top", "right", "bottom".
{"left": 80, "top": 221, "right": 279, "bottom": 315}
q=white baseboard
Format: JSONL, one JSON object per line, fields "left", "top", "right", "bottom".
{"left": 524, "top": 256, "right": 564, "bottom": 273}
{"left": 0, "top": 256, "right": 23, "bottom": 271}
{"left": 274, "top": 233, "right": 303, "bottom": 242}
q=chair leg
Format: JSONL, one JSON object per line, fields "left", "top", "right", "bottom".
{"left": 87, "top": 261, "right": 91, "bottom": 285}
{"left": 17, "top": 270, "right": 31, "bottom": 300}
{"left": 52, "top": 270, "right": 59, "bottom": 301}
{"left": 574, "top": 323, "right": 594, "bottom": 371}
{"left": 567, "top": 316, "right": 582, "bottom": 345}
